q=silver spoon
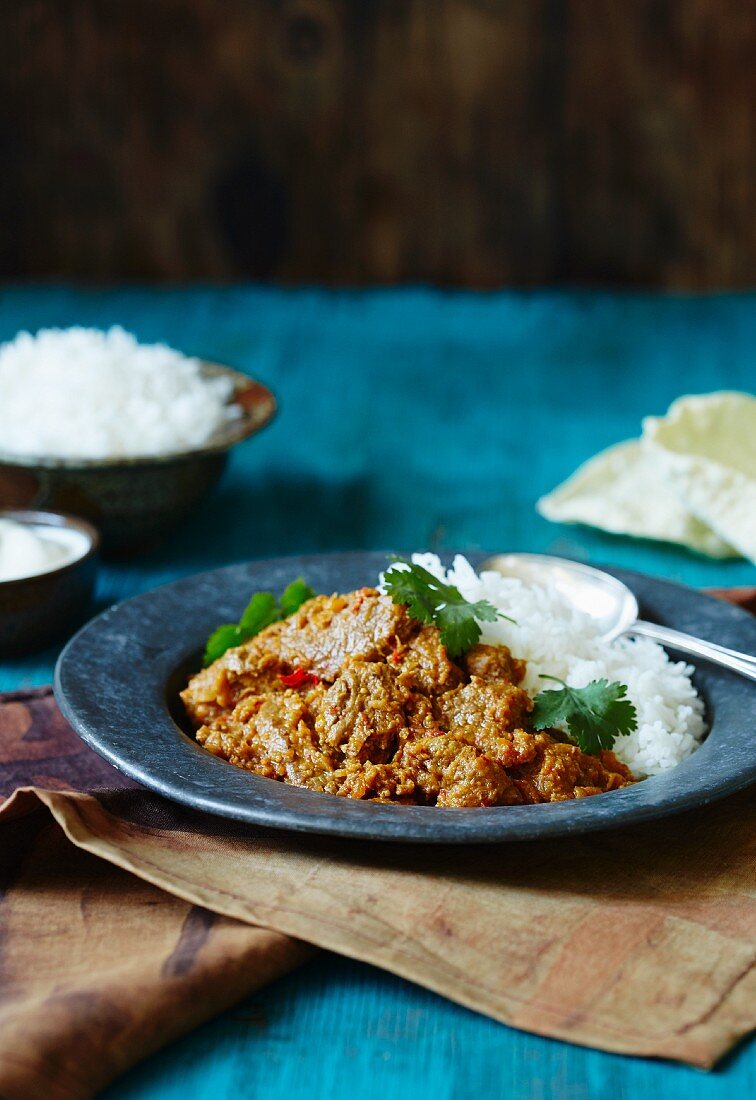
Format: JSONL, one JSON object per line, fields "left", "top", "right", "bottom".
{"left": 480, "top": 553, "right": 756, "bottom": 683}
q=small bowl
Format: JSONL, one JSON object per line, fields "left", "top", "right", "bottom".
{"left": 0, "top": 509, "right": 100, "bottom": 656}
{"left": 0, "top": 364, "right": 276, "bottom": 557}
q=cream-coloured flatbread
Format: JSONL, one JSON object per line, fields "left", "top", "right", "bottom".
{"left": 537, "top": 439, "right": 738, "bottom": 558}
{"left": 643, "top": 391, "right": 756, "bottom": 564}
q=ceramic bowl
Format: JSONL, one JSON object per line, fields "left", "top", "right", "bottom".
{"left": 0, "top": 364, "right": 276, "bottom": 557}
{"left": 0, "top": 509, "right": 100, "bottom": 656}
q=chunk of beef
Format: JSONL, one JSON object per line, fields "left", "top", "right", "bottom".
{"left": 182, "top": 588, "right": 413, "bottom": 724}
{"left": 510, "top": 734, "right": 635, "bottom": 802}
{"left": 275, "top": 589, "right": 414, "bottom": 680}
{"left": 314, "top": 660, "right": 409, "bottom": 763}
{"left": 435, "top": 678, "right": 534, "bottom": 766}
{"left": 392, "top": 625, "right": 464, "bottom": 694}
{"left": 397, "top": 735, "right": 523, "bottom": 807}
{"left": 461, "top": 643, "right": 525, "bottom": 685}
{"left": 330, "top": 761, "right": 418, "bottom": 802}
{"left": 181, "top": 633, "right": 285, "bottom": 725}
{"left": 198, "top": 685, "right": 333, "bottom": 788}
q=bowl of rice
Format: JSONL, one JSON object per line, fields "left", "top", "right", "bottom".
{"left": 0, "top": 327, "right": 276, "bottom": 555}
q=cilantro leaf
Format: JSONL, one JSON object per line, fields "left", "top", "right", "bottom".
{"left": 239, "top": 592, "right": 280, "bottom": 636}
{"left": 203, "top": 623, "right": 245, "bottom": 666}
{"left": 466, "top": 599, "right": 502, "bottom": 623}
{"left": 531, "top": 676, "right": 637, "bottom": 755}
{"left": 279, "top": 578, "right": 317, "bottom": 618}
{"left": 381, "top": 566, "right": 437, "bottom": 625}
{"left": 434, "top": 604, "right": 484, "bottom": 657}
{"left": 203, "top": 578, "right": 317, "bottom": 665}
{"left": 383, "top": 556, "right": 514, "bottom": 658}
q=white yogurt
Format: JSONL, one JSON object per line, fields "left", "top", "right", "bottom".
{"left": 0, "top": 519, "right": 90, "bottom": 582}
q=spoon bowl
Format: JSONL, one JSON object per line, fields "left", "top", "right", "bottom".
{"left": 480, "top": 553, "right": 639, "bottom": 641}
{"left": 481, "top": 553, "right": 756, "bottom": 682}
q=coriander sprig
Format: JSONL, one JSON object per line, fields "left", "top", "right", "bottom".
{"left": 203, "top": 578, "right": 316, "bottom": 666}
{"left": 531, "top": 675, "right": 637, "bottom": 755}
{"left": 383, "top": 557, "right": 513, "bottom": 657}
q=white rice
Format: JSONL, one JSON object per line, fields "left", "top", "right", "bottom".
{"left": 401, "top": 553, "right": 707, "bottom": 777}
{"left": 0, "top": 326, "right": 241, "bottom": 459}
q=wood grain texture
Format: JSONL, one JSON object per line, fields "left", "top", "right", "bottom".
{"left": 2, "top": 2, "right": 755, "bottom": 285}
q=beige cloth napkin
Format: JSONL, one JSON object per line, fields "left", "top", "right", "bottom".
{"left": 1, "top": 590, "right": 755, "bottom": 1097}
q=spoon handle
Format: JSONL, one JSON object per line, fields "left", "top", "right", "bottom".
{"left": 628, "top": 620, "right": 756, "bottom": 682}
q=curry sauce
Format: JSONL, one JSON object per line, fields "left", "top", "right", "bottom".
{"left": 181, "top": 588, "right": 634, "bottom": 806}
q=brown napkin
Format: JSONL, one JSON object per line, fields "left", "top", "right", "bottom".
{"left": 0, "top": 689, "right": 311, "bottom": 1100}
{"left": 2, "top": 590, "right": 755, "bottom": 1098}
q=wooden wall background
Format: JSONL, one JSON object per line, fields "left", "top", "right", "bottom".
{"left": 2, "top": 1, "right": 755, "bottom": 287}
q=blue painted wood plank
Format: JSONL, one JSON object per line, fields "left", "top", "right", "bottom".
{"left": 103, "top": 956, "right": 754, "bottom": 1100}
{"left": 0, "top": 288, "right": 753, "bottom": 1097}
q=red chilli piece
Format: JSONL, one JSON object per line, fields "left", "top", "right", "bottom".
{"left": 278, "top": 669, "right": 321, "bottom": 688}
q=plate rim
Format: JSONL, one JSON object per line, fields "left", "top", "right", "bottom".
{"left": 54, "top": 550, "right": 756, "bottom": 844}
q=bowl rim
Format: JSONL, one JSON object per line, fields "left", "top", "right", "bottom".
{"left": 0, "top": 508, "right": 100, "bottom": 588}
{"left": 0, "top": 362, "right": 277, "bottom": 470}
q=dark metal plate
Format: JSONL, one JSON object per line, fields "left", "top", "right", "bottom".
{"left": 54, "top": 552, "right": 756, "bottom": 843}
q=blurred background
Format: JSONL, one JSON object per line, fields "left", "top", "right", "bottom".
{"left": 2, "top": 9, "right": 756, "bottom": 1099}
{"left": 3, "top": 0, "right": 755, "bottom": 288}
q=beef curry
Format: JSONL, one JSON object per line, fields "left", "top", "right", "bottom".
{"left": 182, "top": 588, "right": 634, "bottom": 807}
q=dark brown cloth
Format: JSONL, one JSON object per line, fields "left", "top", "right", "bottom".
{"left": 1, "top": 588, "right": 755, "bottom": 1098}
{"left": 0, "top": 688, "right": 311, "bottom": 1099}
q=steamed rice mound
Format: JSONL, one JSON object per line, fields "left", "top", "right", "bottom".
{"left": 0, "top": 326, "right": 241, "bottom": 459}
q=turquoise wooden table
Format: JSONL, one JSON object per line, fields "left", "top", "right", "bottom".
{"left": 1, "top": 288, "right": 754, "bottom": 1099}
